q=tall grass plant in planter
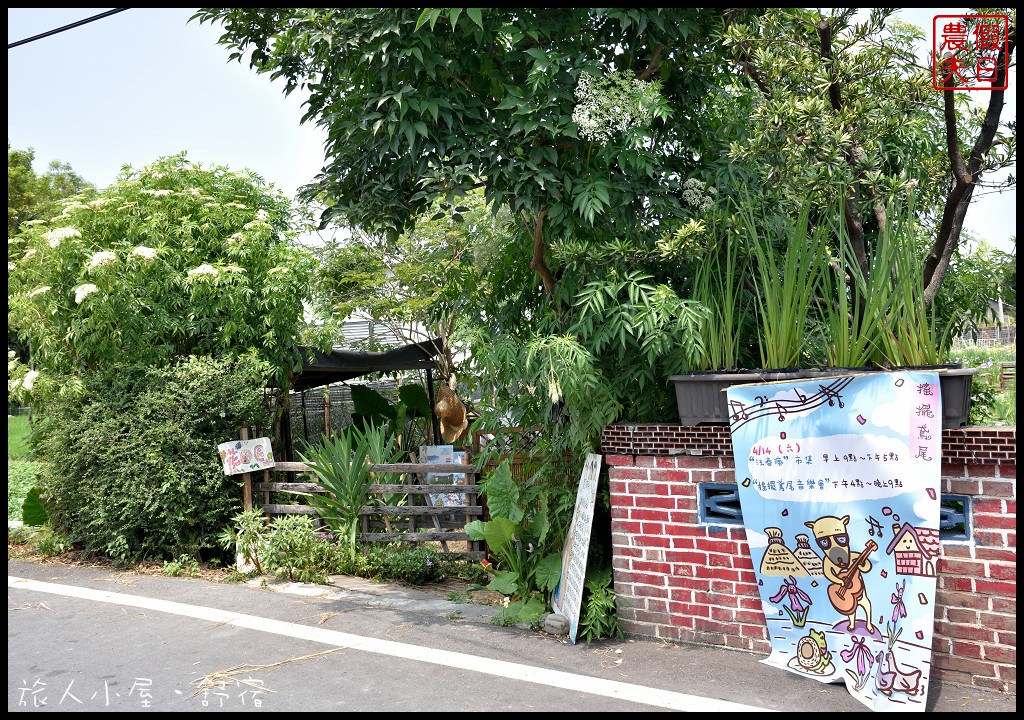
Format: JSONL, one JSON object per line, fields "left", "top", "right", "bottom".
{"left": 819, "top": 210, "right": 899, "bottom": 370}
{"left": 670, "top": 198, "right": 825, "bottom": 425}
{"left": 745, "top": 198, "right": 829, "bottom": 372}
{"left": 691, "top": 220, "right": 751, "bottom": 373}
{"left": 669, "top": 191, "right": 977, "bottom": 428}
{"left": 819, "top": 195, "right": 977, "bottom": 427}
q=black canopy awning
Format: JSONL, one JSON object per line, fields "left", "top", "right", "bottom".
{"left": 290, "top": 337, "right": 444, "bottom": 392}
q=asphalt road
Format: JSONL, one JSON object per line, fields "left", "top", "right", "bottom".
{"left": 7, "top": 558, "right": 1015, "bottom": 713}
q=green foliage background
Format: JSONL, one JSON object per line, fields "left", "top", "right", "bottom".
{"left": 31, "top": 356, "right": 268, "bottom": 564}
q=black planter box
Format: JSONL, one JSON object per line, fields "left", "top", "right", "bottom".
{"left": 670, "top": 366, "right": 978, "bottom": 429}
{"left": 669, "top": 370, "right": 805, "bottom": 426}
{"left": 937, "top": 367, "right": 979, "bottom": 429}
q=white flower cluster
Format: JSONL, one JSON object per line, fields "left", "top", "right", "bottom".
{"left": 88, "top": 198, "right": 110, "bottom": 209}
{"left": 87, "top": 251, "right": 118, "bottom": 271}
{"left": 22, "top": 370, "right": 39, "bottom": 391}
{"left": 681, "top": 178, "right": 718, "bottom": 213}
{"left": 225, "top": 202, "right": 248, "bottom": 210}
{"left": 227, "top": 232, "right": 246, "bottom": 245}
{"left": 130, "top": 246, "right": 158, "bottom": 261}
{"left": 45, "top": 227, "right": 81, "bottom": 248}
{"left": 60, "top": 203, "right": 88, "bottom": 216}
{"left": 254, "top": 209, "right": 269, "bottom": 222}
{"left": 187, "top": 264, "right": 219, "bottom": 278}
{"left": 572, "top": 71, "right": 658, "bottom": 145}
{"left": 74, "top": 283, "right": 99, "bottom": 304}
{"left": 28, "top": 286, "right": 52, "bottom": 298}
{"left": 142, "top": 189, "right": 173, "bottom": 197}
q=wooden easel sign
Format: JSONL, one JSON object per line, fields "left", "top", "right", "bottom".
{"left": 551, "top": 453, "right": 602, "bottom": 644}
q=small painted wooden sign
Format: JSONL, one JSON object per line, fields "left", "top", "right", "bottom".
{"left": 217, "top": 437, "right": 275, "bottom": 475}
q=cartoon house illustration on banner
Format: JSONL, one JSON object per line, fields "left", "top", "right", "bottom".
{"left": 887, "top": 522, "right": 940, "bottom": 577}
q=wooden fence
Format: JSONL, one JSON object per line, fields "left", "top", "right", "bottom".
{"left": 241, "top": 461, "right": 485, "bottom": 559}
{"left": 233, "top": 426, "right": 549, "bottom": 562}
{"left": 999, "top": 361, "right": 1016, "bottom": 390}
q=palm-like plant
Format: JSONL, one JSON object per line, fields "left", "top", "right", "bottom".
{"left": 360, "top": 422, "right": 406, "bottom": 532}
{"left": 293, "top": 424, "right": 391, "bottom": 562}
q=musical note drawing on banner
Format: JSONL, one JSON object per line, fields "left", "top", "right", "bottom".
{"left": 819, "top": 383, "right": 845, "bottom": 408}
{"left": 728, "top": 400, "right": 748, "bottom": 421}
{"left": 728, "top": 377, "right": 856, "bottom": 433}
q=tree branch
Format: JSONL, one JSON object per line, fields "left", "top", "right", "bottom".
{"left": 923, "top": 23, "right": 1016, "bottom": 303}
{"left": 736, "top": 47, "right": 772, "bottom": 97}
{"left": 636, "top": 43, "right": 665, "bottom": 81}
{"left": 817, "top": 19, "right": 844, "bottom": 111}
{"left": 527, "top": 206, "right": 556, "bottom": 295}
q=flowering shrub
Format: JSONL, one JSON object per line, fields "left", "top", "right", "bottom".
{"left": 572, "top": 70, "right": 667, "bottom": 145}
{"left": 7, "top": 152, "right": 314, "bottom": 401}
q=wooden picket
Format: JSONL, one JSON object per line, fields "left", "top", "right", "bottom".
{"left": 243, "top": 460, "right": 484, "bottom": 559}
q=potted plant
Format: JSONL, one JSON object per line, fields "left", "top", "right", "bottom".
{"left": 670, "top": 191, "right": 977, "bottom": 428}
{"left": 670, "top": 217, "right": 757, "bottom": 424}
{"left": 670, "top": 197, "right": 826, "bottom": 424}
{"left": 746, "top": 197, "right": 829, "bottom": 372}
{"left": 819, "top": 196, "right": 977, "bottom": 427}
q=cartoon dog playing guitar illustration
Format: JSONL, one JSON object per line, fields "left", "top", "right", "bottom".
{"left": 805, "top": 514, "right": 877, "bottom": 633}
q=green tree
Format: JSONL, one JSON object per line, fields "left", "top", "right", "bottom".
{"left": 7, "top": 152, "right": 314, "bottom": 403}
{"left": 938, "top": 238, "right": 1017, "bottom": 335}
{"left": 720, "top": 8, "right": 1016, "bottom": 305}
{"left": 8, "top": 144, "right": 96, "bottom": 363}
{"left": 310, "top": 189, "right": 507, "bottom": 373}
{"left": 193, "top": 8, "right": 757, "bottom": 300}
{"left": 8, "top": 142, "right": 95, "bottom": 241}
{"left": 195, "top": 8, "right": 754, "bottom": 439}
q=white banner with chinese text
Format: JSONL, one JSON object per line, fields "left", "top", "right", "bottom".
{"left": 726, "top": 371, "right": 941, "bottom": 712}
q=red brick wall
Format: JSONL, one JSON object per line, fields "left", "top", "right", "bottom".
{"left": 602, "top": 425, "right": 1016, "bottom": 695}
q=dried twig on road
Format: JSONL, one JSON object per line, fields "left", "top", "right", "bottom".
{"left": 188, "top": 647, "right": 345, "bottom": 697}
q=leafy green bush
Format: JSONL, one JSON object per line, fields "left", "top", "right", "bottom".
{"left": 466, "top": 460, "right": 563, "bottom": 602}
{"left": 8, "top": 524, "right": 73, "bottom": 557}
{"left": 7, "top": 460, "right": 41, "bottom": 521}
{"left": 262, "top": 515, "right": 339, "bottom": 584}
{"left": 32, "top": 356, "right": 269, "bottom": 564}
{"left": 161, "top": 554, "right": 201, "bottom": 577}
{"left": 949, "top": 344, "right": 1016, "bottom": 426}
{"left": 577, "top": 566, "right": 625, "bottom": 644}
{"left": 219, "top": 508, "right": 489, "bottom": 587}
{"left": 344, "top": 543, "right": 445, "bottom": 586}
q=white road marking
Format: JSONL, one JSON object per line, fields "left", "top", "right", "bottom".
{"left": 9, "top": 575, "right": 772, "bottom": 713}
